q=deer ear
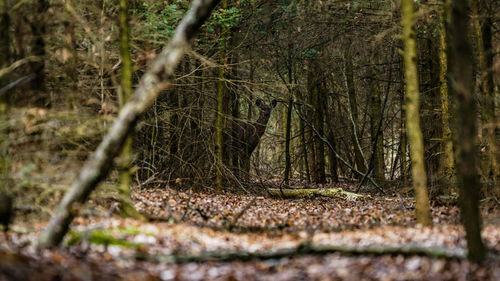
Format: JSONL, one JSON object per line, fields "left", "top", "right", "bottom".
{"left": 271, "top": 99, "right": 277, "bottom": 108}
{"left": 255, "top": 99, "right": 262, "bottom": 106}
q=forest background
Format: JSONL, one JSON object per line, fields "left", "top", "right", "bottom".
{"left": 0, "top": 0, "right": 499, "bottom": 279}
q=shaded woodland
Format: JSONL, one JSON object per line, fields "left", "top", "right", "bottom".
{"left": 0, "top": 0, "right": 500, "bottom": 279}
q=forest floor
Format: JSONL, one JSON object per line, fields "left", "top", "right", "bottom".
{"left": 2, "top": 108, "right": 500, "bottom": 280}
{"left": 2, "top": 182, "right": 500, "bottom": 281}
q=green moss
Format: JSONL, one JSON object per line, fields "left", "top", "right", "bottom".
{"left": 66, "top": 228, "right": 143, "bottom": 249}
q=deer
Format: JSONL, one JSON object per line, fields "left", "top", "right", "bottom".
{"left": 234, "top": 99, "right": 277, "bottom": 179}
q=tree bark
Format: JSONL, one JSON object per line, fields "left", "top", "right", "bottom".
{"left": 472, "top": 0, "right": 497, "bottom": 194}
{"left": 38, "top": 0, "right": 221, "bottom": 248}
{"left": 117, "top": 0, "right": 144, "bottom": 220}
{"left": 344, "top": 49, "right": 367, "bottom": 177}
{"left": 369, "top": 54, "right": 385, "bottom": 182}
{"left": 401, "top": 0, "right": 432, "bottom": 226}
{"left": 215, "top": 0, "right": 228, "bottom": 192}
{"left": 438, "top": 1, "right": 455, "bottom": 190}
{"left": 324, "top": 95, "right": 338, "bottom": 182}
{"left": 307, "top": 59, "right": 326, "bottom": 183}
{"left": 296, "top": 90, "right": 311, "bottom": 183}
{"left": 0, "top": 0, "right": 9, "bottom": 113}
{"left": 399, "top": 58, "right": 408, "bottom": 187}
{"left": 284, "top": 97, "right": 293, "bottom": 186}
{"left": 30, "top": 0, "right": 49, "bottom": 107}
{"left": 422, "top": 37, "right": 442, "bottom": 190}
{"left": 448, "top": 0, "right": 486, "bottom": 263}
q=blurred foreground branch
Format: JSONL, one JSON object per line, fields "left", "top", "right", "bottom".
{"left": 134, "top": 242, "right": 466, "bottom": 264}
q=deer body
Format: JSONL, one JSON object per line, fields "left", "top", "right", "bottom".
{"left": 235, "top": 99, "right": 276, "bottom": 177}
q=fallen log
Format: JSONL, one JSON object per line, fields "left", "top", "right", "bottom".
{"left": 268, "top": 188, "right": 369, "bottom": 200}
{"left": 133, "top": 242, "right": 466, "bottom": 264}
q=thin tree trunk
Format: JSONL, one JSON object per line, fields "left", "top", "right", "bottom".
{"left": 284, "top": 97, "right": 293, "bottom": 186}
{"left": 0, "top": 0, "right": 9, "bottom": 113}
{"left": 399, "top": 58, "right": 408, "bottom": 187}
{"left": 423, "top": 37, "right": 441, "bottom": 190}
{"left": 30, "top": 0, "right": 49, "bottom": 107}
{"left": 63, "top": 19, "right": 77, "bottom": 108}
{"left": 230, "top": 37, "right": 240, "bottom": 178}
{"left": 438, "top": 1, "right": 455, "bottom": 190}
{"left": 231, "top": 93, "right": 240, "bottom": 177}
{"left": 214, "top": 0, "right": 228, "bottom": 192}
{"left": 38, "top": 0, "right": 221, "bottom": 248}
{"left": 448, "top": 0, "right": 486, "bottom": 263}
{"left": 344, "top": 50, "right": 367, "bottom": 176}
{"left": 117, "top": 0, "right": 144, "bottom": 220}
{"left": 283, "top": 54, "right": 294, "bottom": 186}
{"left": 296, "top": 90, "right": 311, "bottom": 183}
{"left": 472, "top": 0, "right": 497, "bottom": 194}
{"left": 401, "top": 0, "right": 432, "bottom": 226}
{"left": 369, "top": 53, "right": 385, "bottom": 182}
{"left": 307, "top": 60, "right": 318, "bottom": 182}
{"left": 0, "top": 0, "right": 10, "bottom": 196}
{"left": 325, "top": 97, "right": 338, "bottom": 182}
{"left": 308, "top": 60, "right": 326, "bottom": 183}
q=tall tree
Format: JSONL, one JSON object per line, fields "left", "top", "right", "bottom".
{"left": 472, "top": 0, "right": 498, "bottom": 193}
{"left": 401, "top": 0, "right": 432, "bottom": 226}
{"left": 399, "top": 58, "right": 408, "bottom": 187}
{"left": 0, "top": 0, "right": 9, "bottom": 113}
{"left": 307, "top": 59, "right": 326, "bottom": 183}
{"left": 215, "top": 0, "right": 228, "bottom": 192}
{"left": 345, "top": 48, "right": 367, "bottom": 177}
{"left": 117, "top": 0, "right": 144, "bottom": 220}
{"left": 448, "top": 0, "right": 486, "bottom": 263}
{"left": 30, "top": 0, "right": 49, "bottom": 106}
{"left": 369, "top": 52, "right": 385, "bottom": 182}
{"left": 438, "top": 0, "right": 455, "bottom": 190}
{"left": 284, "top": 96, "right": 293, "bottom": 186}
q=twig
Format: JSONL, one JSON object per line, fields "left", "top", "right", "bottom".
{"left": 226, "top": 197, "right": 256, "bottom": 231}
{"left": 0, "top": 74, "right": 37, "bottom": 96}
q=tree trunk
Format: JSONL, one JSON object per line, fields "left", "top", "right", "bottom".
{"left": 38, "top": 0, "right": 221, "bottom": 248}
{"left": 326, "top": 122, "right": 339, "bottom": 182}
{"left": 214, "top": 0, "right": 228, "bottom": 192}
{"left": 30, "top": 0, "right": 49, "bottom": 107}
{"left": 0, "top": 0, "right": 9, "bottom": 113}
{"left": 438, "top": 2, "right": 455, "bottom": 191}
{"left": 369, "top": 54, "right": 385, "bottom": 182}
{"left": 284, "top": 97, "right": 293, "bottom": 186}
{"left": 117, "top": 0, "right": 144, "bottom": 220}
{"left": 307, "top": 60, "right": 326, "bottom": 183}
{"left": 401, "top": 0, "right": 432, "bottom": 226}
{"left": 230, "top": 32, "right": 240, "bottom": 178}
{"left": 215, "top": 68, "right": 224, "bottom": 191}
{"left": 345, "top": 49, "right": 367, "bottom": 177}
{"left": 448, "top": 0, "right": 486, "bottom": 263}
{"left": 325, "top": 95, "right": 338, "bottom": 182}
{"left": 283, "top": 54, "right": 294, "bottom": 186}
{"left": 472, "top": 0, "right": 498, "bottom": 195}
{"left": 422, "top": 37, "right": 442, "bottom": 191}
{"left": 296, "top": 90, "right": 311, "bottom": 183}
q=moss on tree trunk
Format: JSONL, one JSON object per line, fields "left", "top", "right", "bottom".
{"left": 401, "top": 0, "right": 432, "bottom": 226}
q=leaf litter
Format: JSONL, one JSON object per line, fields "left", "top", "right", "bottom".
{"left": 1, "top": 183, "right": 500, "bottom": 280}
